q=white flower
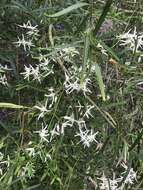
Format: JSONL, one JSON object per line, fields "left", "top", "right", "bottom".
{"left": 18, "top": 20, "right": 38, "bottom": 31}
{"left": 62, "top": 47, "right": 79, "bottom": 56}
{"left": 50, "top": 123, "right": 61, "bottom": 141}
{"left": 117, "top": 27, "right": 143, "bottom": 52}
{"left": 34, "top": 90, "right": 56, "bottom": 120}
{"left": 64, "top": 73, "right": 91, "bottom": 95}
{"left": 39, "top": 58, "right": 49, "bottom": 67}
{"left": 75, "top": 126, "right": 98, "bottom": 148}
{"left": 121, "top": 163, "right": 137, "bottom": 185}
{"left": 18, "top": 20, "right": 39, "bottom": 37}
{"left": 14, "top": 34, "right": 35, "bottom": 51}
{"left": 58, "top": 113, "right": 75, "bottom": 134}
{"left": 64, "top": 74, "right": 80, "bottom": 94}
{"left": 75, "top": 101, "right": 84, "bottom": 112}
{"left": 21, "top": 65, "right": 41, "bottom": 82}
{"left": 76, "top": 119, "right": 86, "bottom": 128}
{"left": 80, "top": 78, "right": 92, "bottom": 95}
{"left": 0, "top": 74, "right": 8, "bottom": 86}
{"left": 98, "top": 173, "right": 122, "bottom": 190}
{"left": 39, "top": 58, "right": 54, "bottom": 76}
{"left": 21, "top": 65, "right": 32, "bottom": 81}
{"left": 34, "top": 102, "right": 51, "bottom": 120}
{"left": 45, "top": 88, "right": 57, "bottom": 108}
{"left": 31, "top": 66, "right": 41, "bottom": 82}
{"left": 63, "top": 113, "right": 75, "bottom": 127}
{"left": 83, "top": 105, "right": 94, "bottom": 119}
{"left": 57, "top": 46, "right": 79, "bottom": 62}
{"left": 34, "top": 124, "right": 49, "bottom": 143}
{"left": 60, "top": 121, "right": 71, "bottom": 134}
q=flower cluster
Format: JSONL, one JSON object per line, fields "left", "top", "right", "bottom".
{"left": 21, "top": 65, "right": 41, "bottom": 82}
{"left": 34, "top": 89, "right": 57, "bottom": 120}
{"left": 98, "top": 163, "right": 137, "bottom": 190}
{"left": 13, "top": 20, "right": 139, "bottom": 189}
{"left": 117, "top": 27, "right": 143, "bottom": 53}
{"left": 14, "top": 21, "right": 39, "bottom": 51}
{"left": 64, "top": 73, "right": 91, "bottom": 95}
{"left": 18, "top": 20, "right": 39, "bottom": 38}
{"left": 14, "top": 34, "right": 35, "bottom": 51}
{"left": 98, "top": 173, "right": 120, "bottom": 190}
{"left": 75, "top": 125, "right": 98, "bottom": 148}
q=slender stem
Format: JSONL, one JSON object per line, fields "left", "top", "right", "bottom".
{"left": 93, "top": 0, "right": 113, "bottom": 35}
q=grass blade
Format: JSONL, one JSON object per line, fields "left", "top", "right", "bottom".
{"left": 80, "top": 28, "right": 90, "bottom": 83}
{"left": 45, "top": 2, "right": 88, "bottom": 17}
{"left": 94, "top": 0, "right": 113, "bottom": 35}
{"left": 94, "top": 63, "right": 106, "bottom": 101}
{"left": 0, "top": 103, "right": 28, "bottom": 109}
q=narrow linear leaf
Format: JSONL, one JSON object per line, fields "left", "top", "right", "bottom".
{"left": 94, "top": 0, "right": 113, "bottom": 35}
{"left": 81, "top": 29, "right": 90, "bottom": 83}
{"left": 45, "top": 3, "right": 88, "bottom": 17}
{"left": 94, "top": 64, "right": 106, "bottom": 101}
{"left": 0, "top": 103, "right": 28, "bottom": 109}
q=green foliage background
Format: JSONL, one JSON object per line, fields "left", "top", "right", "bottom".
{"left": 0, "top": 0, "right": 143, "bottom": 189}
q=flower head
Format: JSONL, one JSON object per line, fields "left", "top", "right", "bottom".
{"left": 64, "top": 73, "right": 91, "bottom": 95}
{"left": 14, "top": 34, "right": 34, "bottom": 51}
{"left": 98, "top": 173, "right": 121, "bottom": 190}
{"left": 75, "top": 125, "right": 98, "bottom": 148}
{"left": 50, "top": 123, "right": 61, "bottom": 141}
{"left": 34, "top": 103, "right": 51, "bottom": 120}
{"left": 18, "top": 20, "right": 39, "bottom": 37}
{"left": 21, "top": 65, "right": 41, "bottom": 82}
{"left": 83, "top": 104, "right": 94, "bottom": 119}
{"left": 121, "top": 163, "right": 137, "bottom": 185}
{"left": 45, "top": 88, "right": 57, "bottom": 108}
{"left": 34, "top": 124, "right": 49, "bottom": 143}
{"left": 117, "top": 27, "right": 143, "bottom": 52}
{"left": 39, "top": 58, "right": 54, "bottom": 76}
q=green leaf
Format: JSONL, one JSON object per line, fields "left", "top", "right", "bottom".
{"left": 94, "top": 0, "right": 113, "bottom": 35}
{"left": 45, "top": 2, "right": 88, "bottom": 17}
{"left": 94, "top": 64, "right": 106, "bottom": 101}
{"left": 0, "top": 103, "right": 28, "bottom": 109}
{"left": 80, "top": 29, "right": 90, "bottom": 83}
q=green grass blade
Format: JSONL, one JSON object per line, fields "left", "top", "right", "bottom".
{"left": 94, "top": 63, "right": 106, "bottom": 101}
{"left": 45, "top": 2, "right": 88, "bottom": 17}
{"left": 0, "top": 103, "right": 28, "bottom": 109}
{"left": 94, "top": 0, "right": 113, "bottom": 35}
{"left": 80, "top": 29, "right": 90, "bottom": 83}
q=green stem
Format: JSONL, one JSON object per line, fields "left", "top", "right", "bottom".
{"left": 93, "top": 0, "right": 113, "bottom": 35}
{"left": 80, "top": 30, "right": 90, "bottom": 84}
